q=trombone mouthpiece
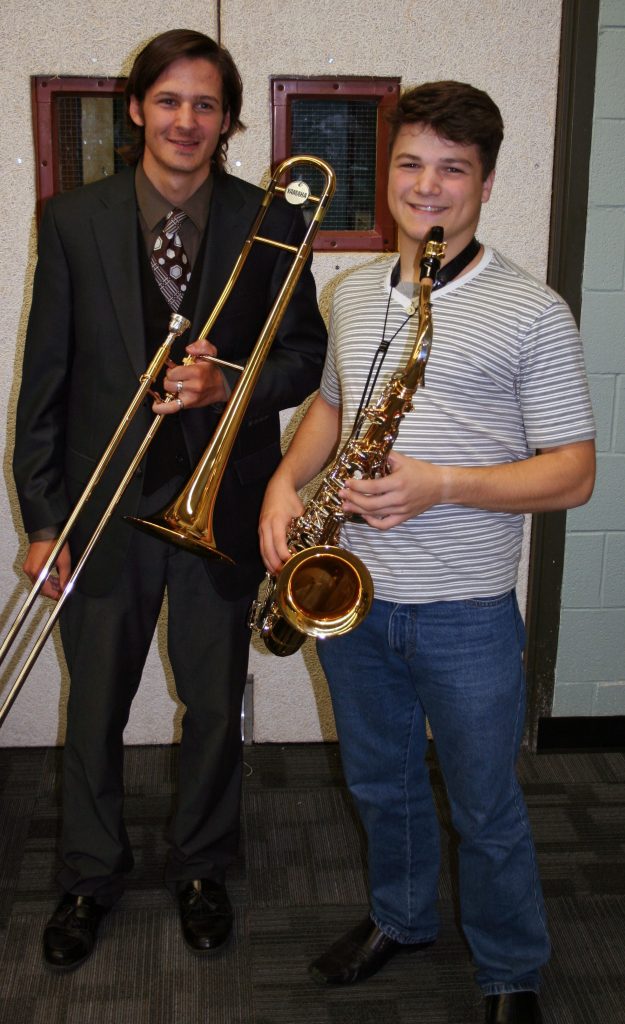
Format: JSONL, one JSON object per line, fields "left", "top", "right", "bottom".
{"left": 168, "top": 313, "right": 191, "bottom": 337}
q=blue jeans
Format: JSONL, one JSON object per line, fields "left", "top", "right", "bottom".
{"left": 316, "top": 591, "right": 550, "bottom": 995}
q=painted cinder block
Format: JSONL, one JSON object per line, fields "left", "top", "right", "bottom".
{"left": 582, "top": 207, "right": 625, "bottom": 290}
{"left": 593, "top": 681, "right": 625, "bottom": 714}
{"left": 588, "top": 374, "right": 615, "bottom": 451}
{"left": 588, "top": 120, "right": 625, "bottom": 206}
{"left": 561, "top": 532, "right": 605, "bottom": 607}
{"left": 581, "top": 291, "right": 625, "bottom": 373}
{"left": 603, "top": 532, "right": 625, "bottom": 605}
{"left": 568, "top": 452, "right": 625, "bottom": 531}
{"left": 551, "top": 682, "right": 597, "bottom": 717}
{"left": 594, "top": 28, "right": 625, "bottom": 118}
{"left": 614, "top": 376, "right": 625, "bottom": 452}
{"left": 600, "top": 1, "right": 625, "bottom": 28}
{"left": 557, "top": 607, "right": 625, "bottom": 682}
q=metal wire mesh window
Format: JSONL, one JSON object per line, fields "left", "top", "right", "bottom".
{"left": 55, "top": 94, "right": 133, "bottom": 193}
{"left": 32, "top": 77, "right": 128, "bottom": 218}
{"left": 290, "top": 99, "right": 378, "bottom": 232}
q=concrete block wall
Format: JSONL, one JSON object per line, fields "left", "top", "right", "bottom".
{"left": 554, "top": 0, "right": 625, "bottom": 716}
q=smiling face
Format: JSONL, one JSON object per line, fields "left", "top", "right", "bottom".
{"left": 129, "top": 56, "right": 230, "bottom": 200}
{"left": 388, "top": 123, "right": 495, "bottom": 271}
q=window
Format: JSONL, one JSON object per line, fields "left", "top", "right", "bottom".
{"left": 272, "top": 77, "right": 399, "bottom": 252}
{"left": 32, "top": 76, "right": 132, "bottom": 219}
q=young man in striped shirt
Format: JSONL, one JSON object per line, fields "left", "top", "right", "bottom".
{"left": 259, "top": 81, "right": 595, "bottom": 1024}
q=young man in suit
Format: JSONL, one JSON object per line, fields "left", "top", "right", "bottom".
{"left": 13, "top": 29, "right": 326, "bottom": 970}
{"left": 259, "top": 81, "right": 595, "bottom": 1023}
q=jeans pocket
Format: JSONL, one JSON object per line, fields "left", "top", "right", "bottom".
{"left": 464, "top": 590, "right": 512, "bottom": 609}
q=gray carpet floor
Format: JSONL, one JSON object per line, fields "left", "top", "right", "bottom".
{"left": 0, "top": 743, "right": 624, "bottom": 1023}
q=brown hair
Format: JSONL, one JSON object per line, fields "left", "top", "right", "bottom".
{"left": 387, "top": 81, "right": 504, "bottom": 179}
{"left": 121, "top": 29, "right": 245, "bottom": 172}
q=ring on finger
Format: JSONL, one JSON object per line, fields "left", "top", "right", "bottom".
{"left": 176, "top": 396, "right": 184, "bottom": 410}
{"left": 176, "top": 380, "right": 183, "bottom": 393}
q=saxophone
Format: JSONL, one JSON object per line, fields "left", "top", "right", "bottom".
{"left": 250, "top": 226, "right": 446, "bottom": 656}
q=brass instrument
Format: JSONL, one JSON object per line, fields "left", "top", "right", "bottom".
{"left": 250, "top": 226, "right": 446, "bottom": 657}
{"left": 126, "top": 156, "right": 336, "bottom": 556}
{"left": 0, "top": 312, "right": 190, "bottom": 726}
{"left": 0, "top": 156, "right": 336, "bottom": 726}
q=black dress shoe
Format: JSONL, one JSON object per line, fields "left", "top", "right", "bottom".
{"left": 177, "top": 879, "right": 233, "bottom": 953}
{"left": 43, "top": 893, "right": 109, "bottom": 971}
{"left": 309, "top": 916, "right": 434, "bottom": 984}
{"left": 484, "top": 992, "right": 543, "bottom": 1024}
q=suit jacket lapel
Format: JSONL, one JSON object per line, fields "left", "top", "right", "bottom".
{"left": 89, "top": 170, "right": 262, "bottom": 373}
{"left": 92, "top": 169, "right": 146, "bottom": 376}
{"left": 190, "top": 173, "right": 260, "bottom": 348}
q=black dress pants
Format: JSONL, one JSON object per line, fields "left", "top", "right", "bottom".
{"left": 58, "top": 524, "right": 254, "bottom": 906}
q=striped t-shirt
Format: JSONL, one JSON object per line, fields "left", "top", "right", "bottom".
{"left": 319, "top": 247, "right": 595, "bottom": 603}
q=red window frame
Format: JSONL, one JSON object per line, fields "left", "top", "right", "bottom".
{"left": 272, "top": 77, "right": 399, "bottom": 252}
{"left": 31, "top": 75, "right": 127, "bottom": 221}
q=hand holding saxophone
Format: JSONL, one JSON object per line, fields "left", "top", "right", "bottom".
{"left": 339, "top": 450, "right": 448, "bottom": 529}
{"left": 259, "top": 474, "right": 305, "bottom": 574}
{"left": 153, "top": 339, "right": 229, "bottom": 414}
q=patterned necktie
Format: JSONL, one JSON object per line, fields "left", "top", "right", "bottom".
{"left": 151, "top": 208, "right": 191, "bottom": 311}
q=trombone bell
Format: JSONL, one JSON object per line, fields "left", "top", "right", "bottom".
{"left": 124, "top": 513, "right": 234, "bottom": 564}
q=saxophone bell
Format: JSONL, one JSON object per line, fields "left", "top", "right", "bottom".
{"left": 252, "top": 545, "right": 374, "bottom": 656}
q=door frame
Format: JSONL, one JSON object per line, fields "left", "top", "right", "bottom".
{"left": 524, "top": 0, "right": 600, "bottom": 749}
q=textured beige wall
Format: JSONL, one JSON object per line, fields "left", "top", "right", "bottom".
{"left": 0, "top": 0, "right": 561, "bottom": 745}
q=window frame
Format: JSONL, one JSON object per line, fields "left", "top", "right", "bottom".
{"left": 271, "top": 76, "right": 399, "bottom": 252}
{"left": 31, "top": 75, "right": 127, "bottom": 221}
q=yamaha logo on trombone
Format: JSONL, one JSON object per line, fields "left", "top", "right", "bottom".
{"left": 284, "top": 180, "right": 311, "bottom": 206}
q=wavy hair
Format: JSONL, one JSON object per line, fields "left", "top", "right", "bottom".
{"left": 387, "top": 81, "right": 503, "bottom": 179}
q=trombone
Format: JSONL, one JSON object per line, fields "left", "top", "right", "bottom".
{"left": 0, "top": 155, "right": 336, "bottom": 726}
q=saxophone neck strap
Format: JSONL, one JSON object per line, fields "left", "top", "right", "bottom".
{"left": 391, "top": 236, "right": 480, "bottom": 292}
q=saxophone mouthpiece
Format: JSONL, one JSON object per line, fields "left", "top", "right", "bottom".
{"left": 419, "top": 226, "right": 446, "bottom": 281}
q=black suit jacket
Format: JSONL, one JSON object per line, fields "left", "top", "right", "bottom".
{"left": 13, "top": 167, "right": 327, "bottom": 599}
